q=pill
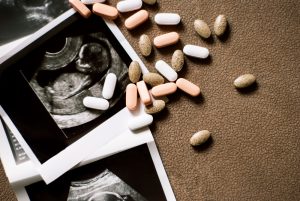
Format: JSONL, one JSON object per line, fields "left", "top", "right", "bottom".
{"left": 176, "top": 78, "right": 201, "bottom": 97}
{"left": 153, "top": 32, "right": 180, "bottom": 48}
{"left": 234, "top": 74, "right": 256, "bottom": 88}
{"left": 155, "top": 60, "right": 178, "bottom": 82}
{"left": 128, "top": 61, "right": 141, "bottom": 83}
{"left": 117, "top": 0, "right": 142, "bottom": 12}
{"left": 136, "top": 81, "right": 152, "bottom": 105}
{"left": 151, "top": 83, "right": 177, "bottom": 97}
{"left": 81, "top": 0, "right": 105, "bottom": 5}
{"left": 143, "top": 72, "right": 164, "bottom": 87}
{"left": 69, "top": 0, "right": 92, "bottom": 19}
{"left": 145, "top": 100, "right": 165, "bottom": 114}
{"left": 194, "top": 19, "right": 211, "bottom": 39}
{"left": 171, "top": 50, "right": 184, "bottom": 72}
{"left": 183, "top": 45, "right": 209, "bottom": 59}
{"left": 128, "top": 114, "right": 153, "bottom": 131}
{"left": 142, "top": 0, "right": 156, "bottom": 5}
{"left": 102, "top": 73, "right": 117, "bottom": 99}
{"left": 126, "top": 83, "right": 138, "bottom": 110}
{"left": 125, "top": 10, "right": 149, "bottom": 30}
{"left": 149, "top": 89, "right": 169, "bottom": 103}
{"left": 139, "top": 34, "right": 152, "bottom": 57}
{"left": 154, "top": 13, "right": 181, "bottom": 25}
{"left": 214, "top": 15, "right": 227, "bottom": 36}
{"left": 83, "top": 96, "right": 109, "bottom": 110}
{"left": 92, "top": 3, "right": 119, "bottom": 20}
{"left": 190, "top": 130, "right": 211, "bottom": 146}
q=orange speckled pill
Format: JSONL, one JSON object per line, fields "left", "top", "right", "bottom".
{"left": 176, "top": 78, "right": 200, "bottom": 96}
{"left": 69, "top": 0, "right": 92, "bottom": 19}
{"left": 126, "top": 83, "right": 138, "bottom": 110}
{"left": 153, "top": 32, "right": 179, "bottom": 48}
{"left": 92, "top": 3, "right": 119, "bottom": 20}
{"left": 136, "top": 81, "right": 152, "bottom": 106}
{"left": 151, "top": 83, "right": 177, "bottom": 97}
{"left": 125, "top": 10, "right": 149, "bottom": 30}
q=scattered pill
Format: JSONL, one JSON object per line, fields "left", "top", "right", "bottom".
{"left": 155, "top": 60, "right": 178, "bottom": 82}
{"left": 92, "top": 3, "right": 119, "bottom": 20}
{"left": 154, "top": 13, "right": 181, "bottom": 25}
{"left": 190, "top": 130, "right": 211, "bottom": 146}
{"left": 81, "top": 0, "right": 105, "bottom": 5}
{"left": 183, "top": 45, "right": 209, "bottom": 59}
{"left": 128, "top": 61, "right": 141, "bottom": 83}
{"left": 145, "top": 100, "right": 166, "bottom": 114}
{"left": 69, "top": 0, "right": 92, "bottom": 19}
{"left": 234, "top": 74, "right": 256, "bottom": 88}
{"left": 117, "top": 0, "right": 142, "bottom": 13}
{"left": 126, "top": 83, "right": 138, "bottom": 110}
{"left": 128, "top": 114, "right": 153, "bottom": 131}
{"left": 102, "top": 73, "right": 117, "bottom": 99}
{"left": 142, "top": 0, "right": 156, "bottom": 5}
{"left": 153, "top": 32, "right": 180, "bottom": 48}
{"left": 83, "top": 96, "right": 109, "bottom": 110}
{"left": 143, "top": 72, "right": 164, "bottom": 87}
{"left": 136, "top": 81, "right": 152, "bottom": 105}
{"left": 171, "top": 50, "right": 184, "bottom": 72}
{"left": 151, "top": 82, "right": 177, "bottom": 97}
{"left": 214, "top": 15, "right": 227, "bottom": 36}
{"left": 139, "top": 34, "right": 152, "bottom": 57}
{"left": 125, "top": 10, "right": 149, "bottom": 30}
{"left": 194, "top": 19, "right": 211, "bottom": 39}
{"left": 149, "top": 89, "right": 169, "bottom": 103}
{"left": 176, "top": 78, "right": 200, "bottom": 97}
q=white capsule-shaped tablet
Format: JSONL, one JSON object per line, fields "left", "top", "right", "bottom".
{"left": 155, "top": 60, "right": 178, "bottom": 82}
{"left": 102, "top": 73, "right": 117, "bottom": 100}
{"left": 117, "top": 0, "right": 142, "bottom": 12}
{"left": 154, "top": 13, "right": 181, "bottom": 25}
{"left": 128, "top": 114, "right": 153, "bottom": 131}
{"left": 183, "top": 45, "right": 209, "bottom": 59}
{"left": 81, "top": 0, "right": 105, "bottom": 5}
{"left": 83, "top": 96, "right": 109, "bottom": 110}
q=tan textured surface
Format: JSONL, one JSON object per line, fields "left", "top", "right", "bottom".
{"left": 1, "top": 0, "right": 300, "bottom": 200}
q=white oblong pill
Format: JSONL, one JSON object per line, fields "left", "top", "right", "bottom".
{"left": 183, "top": 45, "right": 209, "bottom": 59}
{"left": 154, "top": 13, "right": 181, "bottom": 25}
{"left": 102, "top": 73, "right": 117, "bottom": 100}
{"left": 128, "top": 114, "right": 153, "bottom": 131}
{"left": 117, "top": 0, "right": 142, "bottom": 12}
{"left": 81, "top": 0, "right": 105, "bottom": 5}
{"left": 155, "top": 60, "right": 178, "bottom": 82}
{"left": 83, "top": 96, "right": 109, "bottom": 110}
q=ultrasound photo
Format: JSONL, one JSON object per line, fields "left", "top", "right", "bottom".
{"left": 0, "top": 0, "right": 69, "bottom": 45}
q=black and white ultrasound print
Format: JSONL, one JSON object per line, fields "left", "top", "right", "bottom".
{"left": 67, "top": 169, "right": 148, "bottom": 201}
{"left": 25, "top": 32, "right": 129, "bottom": 129}
{"left": 0, "top": 0, "right": 69, "bottom": 45}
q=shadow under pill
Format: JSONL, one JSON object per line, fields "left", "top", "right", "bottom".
{"left": 157, "top": 22, "right": 186, "bottom": 32}
{"left": 193, "top": 136, "right": 214, "bottom": 152}
{"left": 186, "top": 54, "right": 213, "bottom": 66}
{"left": 237, "top": 82, "right": 259, "bottom": 95}
{"left": 218, "top": 23, "right": 231, "bottom": 43}
{"left": 127, "top": 20, "right": 154, "bottom": 37}
{"left": 156, "top": 40, "right": 184, "bottom": 56}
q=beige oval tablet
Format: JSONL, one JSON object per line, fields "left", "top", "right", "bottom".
{"left": 190, "top": 130, "right": 211, "bottom": 146}
{"left": 153, "top": 32, "right": 180, "bottom": 48}
{"left": 171, "top": 50, "right": 184, "bottom": 72}
{"left": 136, "top": 81, "right": 152, "bottom": 105}
{"left": 139, "top": 34, "right": 152, "bottom": 57}
{"left": 214, "top": 15, "right": 227, "bottom": 36}
{"left": 194, "top": 19, "right": 211, "bottom": 38}
{"left": 143, "top": 72, "right": 164, "bottom": 87}
{"left": 128, "top": 61, "right": 141, "bottom": 83}
{"left": 145, "top": 100, "right": 165, "bottom": 114}
{"left": 234, "top": 74, "right": 256, "bottom": 88}
{"left": 126, "top": 83, "right": 138, "bottom": 110}
{"left": 69, "top": 0, "right": 92, "bottom": 19}
{"left": 125, "top": 10, "right": 149, "bottom": 30}
{"left": 92, "top": 3, "right": 119, "bottom": 20}
{"left": 176, "top": 78, "right": 200, "bottom": 97}
{"left": 151, "top": 82, "right": 177, "bottom": 97}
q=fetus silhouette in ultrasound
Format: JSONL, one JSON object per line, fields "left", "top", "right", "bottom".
{"left": 28, "top": 33, "right": 129, "bottom": 128}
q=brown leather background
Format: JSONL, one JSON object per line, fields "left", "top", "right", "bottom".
{"left": 1, "top": 0, "right": 300, "bottom": 200}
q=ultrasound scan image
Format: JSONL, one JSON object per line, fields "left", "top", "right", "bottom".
{"left": 24, "top": 32, "right": 129, "bottom": 129}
